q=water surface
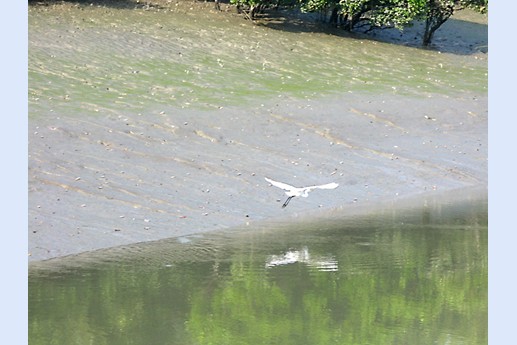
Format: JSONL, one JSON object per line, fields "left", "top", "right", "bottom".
{"left": 29, "top": 194, "right": 487, "bottom": 345}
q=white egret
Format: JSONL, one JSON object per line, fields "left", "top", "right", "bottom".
{"left": 265, "top": 177, "right": 339, "bottom": 208}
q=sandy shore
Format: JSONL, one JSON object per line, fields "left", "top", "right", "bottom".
{"left": 28, "top": 1, "right": 487, "bottom": 262}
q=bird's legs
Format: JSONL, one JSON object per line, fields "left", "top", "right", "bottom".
{"left": 282, "top": 196, "right": 294, "bottom": 208}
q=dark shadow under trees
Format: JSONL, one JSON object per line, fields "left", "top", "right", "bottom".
{"left": 29, "top": 0, "right": 487, "bottom": 55}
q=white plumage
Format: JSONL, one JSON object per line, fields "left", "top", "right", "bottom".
{"left": 265, "top": 177, "right": 339, "bottom": 208}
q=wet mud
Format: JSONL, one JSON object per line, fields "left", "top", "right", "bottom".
{"left": 28, "top": 0, "right": 487, "bottom": 261}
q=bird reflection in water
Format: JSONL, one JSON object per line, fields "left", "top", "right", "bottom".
{"left": 265, "top": 246, "right": 338, "bottom": 272}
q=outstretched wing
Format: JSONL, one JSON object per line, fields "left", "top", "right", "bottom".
{"left": 265, "top": 177, "right": 296, "bottom": 191}
{"left": 308, "top": 182, "right": 339, "bottom": 190}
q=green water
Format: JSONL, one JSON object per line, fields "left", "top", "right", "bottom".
{"left": 29, "top": 196, "right": 487, "bottom": 345}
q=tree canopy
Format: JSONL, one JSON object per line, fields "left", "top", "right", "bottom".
{"left": 230, "top": 0, "right": 488, "bottom": 46}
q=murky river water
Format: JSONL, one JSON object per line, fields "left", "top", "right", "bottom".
{"left": 29, "top": 193, "right": 487, "bottom": 345}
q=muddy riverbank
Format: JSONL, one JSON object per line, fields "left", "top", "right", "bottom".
{"left": 28, "top": 0, "right": 487, "bottom": 261}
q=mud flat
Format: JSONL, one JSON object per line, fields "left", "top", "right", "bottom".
{"left": 28, "top": 1, "right": 487, "bottom": 261}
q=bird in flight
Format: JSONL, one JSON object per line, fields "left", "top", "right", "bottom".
{"left": 265, "top": 177, "right": 339, "bottom": 208}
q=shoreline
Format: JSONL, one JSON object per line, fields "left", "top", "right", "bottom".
{"left": 29, "top": 184, "right": 487, "bottom": 269}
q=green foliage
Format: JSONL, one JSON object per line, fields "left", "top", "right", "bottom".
{"left": 233, "top": 0, "right": 487, "bottom": 45}
{"left": 459, "top": 0, "right": 487, "bottom": 13}
{"left": 230, "top": 0, "right": 260, "bottom": 6}
{"left": 368, "top": 0, "right": 424, "bottom": 29}
{"left": 297, "top": 0, "right": 426, "bottom": 30}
